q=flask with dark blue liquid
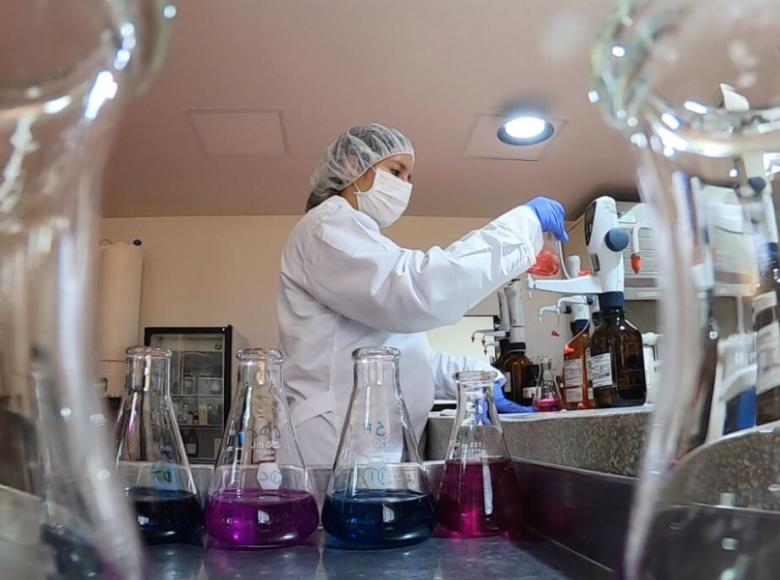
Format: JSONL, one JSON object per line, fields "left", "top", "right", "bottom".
{"left": 115, "top": 347, "right": 203, "bottom": 544}
{"left": 322, "top": 347, "right": 436, "bottom": 549}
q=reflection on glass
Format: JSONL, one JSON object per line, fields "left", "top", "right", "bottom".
{"left": 0, "top": 2, "right": 172, "bottom": 578}
{"left": 592, "top": 0, "right": 780, "bottom": 578}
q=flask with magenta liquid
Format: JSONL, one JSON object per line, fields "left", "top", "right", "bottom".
{"left": 205, "top": 348, "right": 318, "bottom": 549}
{"left": 437, "top": 371, "right": 522, "bottom": 538}
{"left": 115, "top": 347, "right": 203, "bottom": 544}
{"left": 533, "top": 357, "right": 563, "bottom": 412}
{"left": 322, "top": 347, "right": 436, "bottom": 549}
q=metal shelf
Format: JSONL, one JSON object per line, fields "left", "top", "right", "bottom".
{"left": 178, "top": 424, "right": 222, "bottom": 429}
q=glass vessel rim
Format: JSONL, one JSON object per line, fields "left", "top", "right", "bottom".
{"left": 352, "top": 346, "right": 401, "bottom": 361}
{"left": 126, "top": 346, "right": 172, "bottom": 359}
{"left": 454, "top": 370, "right": 497, "bottom": 384}
{"left": 237, "top": 347, "right": 285, "bottom": 362}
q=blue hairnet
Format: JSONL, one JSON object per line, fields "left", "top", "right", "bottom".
{"left": 306, "top": 123, "right": 414, "bottom": 211}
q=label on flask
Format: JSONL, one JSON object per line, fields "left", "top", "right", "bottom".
{"left": 756, "top": 321, "right": 780, "bottom": 394}
{"left": 754, "top": 290, "right": 778, "bottom": 318}
{"left": 564, "top": 359, "right": 583, "bottom": 387}
{"left": 503, "top": 372, "right": 512, "bottom": 393}
{"left": 151, "top": 461, "right": 180, "bottom": 491}
{"left": 564, "top": 387, "right": 583, "bottom": 403}
{"left": 590, "top": 353, "right": 613, "bottom": 388}
{"left": 185, "top": 443, "right": 197, "bottom": 455}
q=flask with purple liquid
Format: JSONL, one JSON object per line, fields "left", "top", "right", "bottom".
{"left": 205, "top": 349, "right": 318, "bottom": 549}
{"left": 437, "top": 370, "right": 522, "bottom": 538}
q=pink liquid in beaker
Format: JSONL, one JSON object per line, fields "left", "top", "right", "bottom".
{"left": 528, "top": 248, "right": 560, "bottom": 277}
{"left": 205, "top": 489, "right": 318, "bottom": 549}
{"left": 437, "top": 458, "right": 522, "bottom": 537}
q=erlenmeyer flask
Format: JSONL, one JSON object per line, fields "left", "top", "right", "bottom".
{"left": 528, "top": 233, "right": 562, "bottom": 277}
{"left": 115, "top": 347, "right": 203, "bottom": 544}
{"left": 205, "top": 348, "right": 318, "bottom": 549}
{"left": 532, "top": 357, "right": 563, "bottom": 412}
{"left": 592, "top": 0, "right": 780, "bottom": 578}
{"left": 0, "top": 2, "right": 171, "bottom": 578}
{"left": 437, "top": 371, "right": 521, "bottom": 537}
{"left": 322, "top": 347, "right": 436, "bottom": 549}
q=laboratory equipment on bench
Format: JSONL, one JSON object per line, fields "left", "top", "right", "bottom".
{"left": 592, "top": 1, "right": 780, "bottom": 578}
{"left": 565, "top": 201, "right": 661, "bottom": 301}
{"left": 529, "top": 197, "right": 647, "bottom": 407}
{"left": 205, "top": 349, "right": 318, "bottom": 549}
{"left": 641, "top": 333, "right": 663, "bottom": 405}
{"left": 322, "top": 347, "right": 436, "bottom": 549}
{"left": 528, "top": 233, "right": 562, "bottom": 277}
{"left": 490, "top": 278, "right": 536, "bottom": 403}
{"left": 539, "top": 296, "right": 595, "bottom": 409}
{"left": 494, "top": 341, "right": 533, "bottom": 405}
{"left": 145, "top": 326, "right": 247, "bottom": 465}
{"left": 705, "top": 333, "right": 757, "bottom": 441}
{"left": 437, "top": 371, "right": 521, "bottom": 537}
{"left": 0, "top": 2, "right": 171, "bottom": 578}
{"left": 115, "top": 347, "right": 203, "bottom": 545}
{"left": 532, "top": 358, "right": 563, "bottom": 412}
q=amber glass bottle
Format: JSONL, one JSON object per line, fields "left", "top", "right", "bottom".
{"left": 495, "top": 342, "right": 533, "bottom": 404}
{"left": 589, "top": 293, "right": 647, "bottom": 407}
{"left": 562, "top": 319, "right": 595, "bottom": 410}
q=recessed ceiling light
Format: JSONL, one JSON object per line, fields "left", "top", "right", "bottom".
{"left": 497, "top": 115, "right": 554, "bottom": 146}
{"left": 611, "top": 44, "right": 627, "bottom": 58}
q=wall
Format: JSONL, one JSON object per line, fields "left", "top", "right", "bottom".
{"left": 101, "top": 214, "right": 569, "bottom": 369}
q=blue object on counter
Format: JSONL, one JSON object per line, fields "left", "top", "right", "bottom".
{"left": 321, "top": 489, "right": 436, "bottom": 549}
{"left": 494, "top": 382, "right": 535, "bottom": 414}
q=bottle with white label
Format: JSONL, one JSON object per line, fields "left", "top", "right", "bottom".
{"left": 563, "top": 318, "right": 594, "bottom": 410}
{"left": 558, "top": 298, "right": 595, "bottom": 410}
{"left": 589, "top": 292, "right": 647, "bottom": 407}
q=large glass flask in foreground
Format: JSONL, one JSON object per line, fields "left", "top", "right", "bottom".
{"left": 0, "top": 2, "right": 171, "bottom": 578}
{"left": 322, "top": 347, "right": 436, "bottom": 549}
{"left": 205, "top": 348, "right": 318, "bottom": 549}
{"left": 437, "top": 371, "right": 521, "bottom": 538}
{"left": 115, "top": 347, "right": 202, "bottom": 545}
{"left": 592, "top": 1, "right": 780, "bottom": 578}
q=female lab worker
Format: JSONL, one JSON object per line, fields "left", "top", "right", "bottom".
{"left": 277, "top": 123, "right": 567, "bottom": 466}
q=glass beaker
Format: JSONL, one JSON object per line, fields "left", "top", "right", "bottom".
{"left": 322, "top": 347, "right": 436, "bottom": 549}
{"left": 205, "top": 348, "right": 318, "bottom": 549}
{"left": 0, "top": 2, "right": 171, "bottom": 578}
{"left": 592, "top": 0, "right": 780, "bottom": 577}
{"left": 115, "top": 347, "right": 203, "bottom": 545}
{"left": 533, "top": 357, "right": 563, "bottom": 412}
{"left": 528, "top": 232, "right": 562, "bottom": 277}
{"left": 437, "top": 371, "right": 521, "bottom": 537}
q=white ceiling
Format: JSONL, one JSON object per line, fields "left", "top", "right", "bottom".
{"left": 102, "top": 0, "right": 640, "bottom": 219}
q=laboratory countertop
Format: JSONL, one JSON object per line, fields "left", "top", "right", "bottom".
{"left": 146, "top": 532, "right": 610, "bottom": 580}
{"left": 427, "top": 406, "right": 652, "bottom": 477}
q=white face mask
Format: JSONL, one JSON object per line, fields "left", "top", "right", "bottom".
{"left": 354, "top": 168, "right": 412, "bottom": 228}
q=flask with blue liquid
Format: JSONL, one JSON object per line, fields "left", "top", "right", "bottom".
{"left": 322, "top": 347, "right": 436, "bottom": 549}
{"left": 115, "top": 347, "right": 203, "bottom": 544}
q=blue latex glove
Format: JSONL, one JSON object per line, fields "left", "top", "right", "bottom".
{"left": 527, "top": 197, "right": 569, "bottom": 242}
{"left": 494, "top": 382, "right": 535, "bottom": 414}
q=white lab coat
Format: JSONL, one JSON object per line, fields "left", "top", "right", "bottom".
{"left": 276, "top": 196, "right": 542, "bottom": 466}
